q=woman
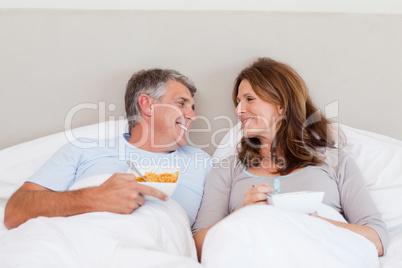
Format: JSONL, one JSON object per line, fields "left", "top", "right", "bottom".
{"left": 193, "top": 58, "right": 387, "bottom": 262}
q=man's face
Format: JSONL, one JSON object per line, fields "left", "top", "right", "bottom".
{"left": 151, "top": 80, "right": 196, "bottom": 151}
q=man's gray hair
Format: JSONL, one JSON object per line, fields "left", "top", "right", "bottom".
{"left": 125, "top": 68, "right": 197, "bottom": 132}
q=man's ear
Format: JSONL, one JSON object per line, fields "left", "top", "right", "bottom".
{"left": 138, "top": 94, "right": 153, "bottom": 117}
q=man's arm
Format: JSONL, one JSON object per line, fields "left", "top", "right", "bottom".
{"left": 4, "top": 173, "right": 168, "bottom": 229}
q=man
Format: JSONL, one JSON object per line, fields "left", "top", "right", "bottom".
{"left": 4, "top": 68, "right": 211, "bottom": 229}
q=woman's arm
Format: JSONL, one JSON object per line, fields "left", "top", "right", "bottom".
{"left": 193, "top": 226, "right": 213, "bottom": 262}
{"left": 310, "top": 213, "right": 383, "bottom": 256}
{"left": 333, "top": 153, "right": 388, "bottom": 255}
{"left": 192, "top": 157, "right": 240, "bottom": 260}
{"left": 193, "top": 183, "right": 274, "bottom": 261}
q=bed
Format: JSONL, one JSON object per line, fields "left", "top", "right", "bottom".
{"left": 1, "top": 8, "right": 402, "bottom": 267}
{"left": 0, "top": 120, "right": 401, "bottom": 267}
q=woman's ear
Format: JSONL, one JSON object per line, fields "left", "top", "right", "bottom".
{"left": 138, "top": 94, "right": 153, "bottom": 117}
{"left": 277, "top": 105, "right": 284, "bottom": 116}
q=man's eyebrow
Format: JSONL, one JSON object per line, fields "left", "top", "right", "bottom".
{"left": 177, "top": 97, "right": 195, "bottom": 111}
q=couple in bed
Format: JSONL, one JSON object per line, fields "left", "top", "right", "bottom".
{"left": 4, "top": 58, "right": 387, "bottom": 264}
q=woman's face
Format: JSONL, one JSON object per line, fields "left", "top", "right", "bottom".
{"left": 235, "top": 79, "right": 282, "bottom": 142}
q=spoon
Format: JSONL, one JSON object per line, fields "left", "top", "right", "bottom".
{"left": 126, "top": 160, "right": 148, "bottom": 182}
{"left": 252, "top": 184, "right": 273, "bottom": 197}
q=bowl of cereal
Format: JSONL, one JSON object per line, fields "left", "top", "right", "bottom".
{"left": 127, "top": 164, "right": 181, "bottom": 199}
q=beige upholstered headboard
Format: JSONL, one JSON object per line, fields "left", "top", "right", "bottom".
{"left": 1, "top": 10, "right": 401, "bottom": 155}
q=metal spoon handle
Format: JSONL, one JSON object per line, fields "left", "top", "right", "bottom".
{"left": 126, "top": 160, "right": 148, "bottom": 182}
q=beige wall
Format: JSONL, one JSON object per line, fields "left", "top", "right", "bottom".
{"left": 1, "top": 10, "right": 401, "bottom": 155}
{"left": 1, "top": 0, "right": 402, "bottom": 14}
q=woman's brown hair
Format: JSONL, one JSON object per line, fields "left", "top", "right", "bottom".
{"left": 233, "top": 58, "right": 337, "bottom": 175}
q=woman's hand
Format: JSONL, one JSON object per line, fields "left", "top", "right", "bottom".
{"left": 309, "top": 211, "right": 319, "bottom": 217}
{"left": 243, "top": 184, "right": 274, "bottom": 206}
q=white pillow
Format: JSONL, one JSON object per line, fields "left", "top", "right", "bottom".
{"left": 211, "top": 122, "right": 241, "bottom": 161}
{"left": 0, "top": 119, "right": 128, "bottom": 200}
{"left": 212, "top": 123, "right": 402, "bottom": 231}
{"left": 341, "top": 125, "right": 402, "bottom": 231}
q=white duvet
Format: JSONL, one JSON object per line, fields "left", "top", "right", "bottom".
{"left": 0, "top": 175, "right": 381, "bottom": 268}
{"left": 0, "top": 175, "right": 380, "bottom": 268}
{"left": 202, "top": 205, "right": 378, "bottom": 268}
{"left": 0, "top": 197, "right": 201, "bottom": 267}
{"left": 0, "top": 198, "right": 380, "bottom": 268}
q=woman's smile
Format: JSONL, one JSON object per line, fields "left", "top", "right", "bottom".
{"left": 235, "top": 79, "right": 282, "bottom": 140}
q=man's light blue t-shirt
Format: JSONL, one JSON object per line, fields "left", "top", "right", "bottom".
{"left": 27, "top": 134, "right": 212, "bottom": 226}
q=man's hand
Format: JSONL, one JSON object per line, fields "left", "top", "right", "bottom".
{"left": 4, "top": 173, "right": 168, "bottom": 230}
{"left": 96, "top": 173, "right": 168, "bottom": 214}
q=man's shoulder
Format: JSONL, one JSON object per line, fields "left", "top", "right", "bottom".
{"left": 59, "top": 137, "right": 121, "bottom": 158}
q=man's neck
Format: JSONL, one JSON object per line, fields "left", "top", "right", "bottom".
{"left": 128, "top": 123, "right": 176, "bottom": 154}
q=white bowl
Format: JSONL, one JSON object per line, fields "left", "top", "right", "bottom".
{"left": 267, "top": 191, "right": 324, "bottom": 214}
{"left": 127, "top": 166, "right": 180, "bottom": 200}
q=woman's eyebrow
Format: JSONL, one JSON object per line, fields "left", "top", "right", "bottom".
{"left": 237, "top": 93, "right": 253, "bottom": 100}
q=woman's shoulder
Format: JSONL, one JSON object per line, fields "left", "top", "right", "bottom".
{"left": 323, "top": 146, "right": 353, "bottom": 163}
{"left": 212, "top": 154, "right": 244, "bottom": 174}
{"left": 316, "top": 147, "right": 357, "bottom": 176}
